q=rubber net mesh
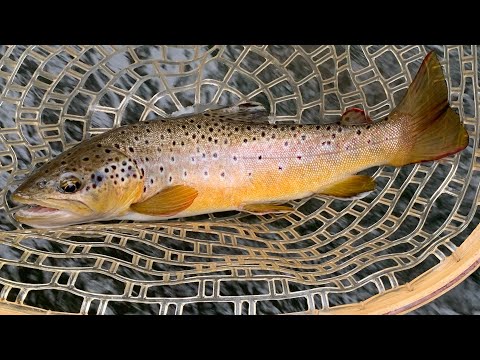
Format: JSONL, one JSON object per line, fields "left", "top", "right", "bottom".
{"left": 0, "top": 45, "right": 478, "bottom": 314}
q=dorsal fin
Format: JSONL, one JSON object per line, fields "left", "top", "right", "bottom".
{"left": 204, "top": 101, "right": 270, "bottom": 123}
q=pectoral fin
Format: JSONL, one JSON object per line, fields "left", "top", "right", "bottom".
{"left": 319, "top": 175, "right": 376, "bottom": 199}
{"left": 130, "top": 185, "right": 198, "bottom": 216}
{"left": 241, "top": 203, "right": 293, "bottom": 215}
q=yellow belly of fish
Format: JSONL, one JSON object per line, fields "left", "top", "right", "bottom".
{"left": 164, "top": 149, "right": 385, "bottom": 218}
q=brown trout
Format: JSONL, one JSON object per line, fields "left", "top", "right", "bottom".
{"left": 12, "top": 52, "right": 469, "bottom": 228}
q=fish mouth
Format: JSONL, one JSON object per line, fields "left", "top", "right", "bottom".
{"left": 12, "top": 193, "right": 94, "bottom": 228}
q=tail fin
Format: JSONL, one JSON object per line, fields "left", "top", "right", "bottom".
{"left": 389, "top": 51, "right": 469, "bottom": 166}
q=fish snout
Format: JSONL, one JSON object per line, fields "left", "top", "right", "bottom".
{"left": 11, "top": 188, "right": 32, "bottom": 205}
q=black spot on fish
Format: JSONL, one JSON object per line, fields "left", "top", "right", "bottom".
{"left": 111, "top": 165, "right": 117, "bottom": 170}
{"left": 357, "top": 130, "right": 361, "bottom": 135}
{"left": 141, "top": 168, "right": 145, "bottom": 176}
{"left": 97, "top": 176, "right": 102, "bottom": 182}
{"left": 86, "top": 186, "right": 90, "bottom": 191}
{"left": 221, "top": 172, "right": 225, "bottom": 177}
{"left": 146, "top": 128, "right": 151, "bottom": 133}
{"left": 172, "top": 141, "right": 176, "bottom": 146}
{"left": 197, "top": 124, "right": 201, "bottom": 129}
{"left": 145, "top": 140, "right": 149, "bottom": 145}
{"left": 243, "top": 139, "right": 247, "bottom": 143}
{"left": 121, "top": 168, "right": 125, "bottom": 173}
{"left": 246, "top": 126, "right": 251, "bottom": 131}
{"left": 273, "top": 125, "right": 278, "bottom": 129}
{"left": 367, "top": 139, "right": 371, "bottom": 144}
{"left": 110, "top": 175, "right": 114, "bottom": 179}
{"left": 83, "top": 157, "right": 89, "bottom": 161}
{"left": 133, "top": 174, "right": 137, "bottom": 178}
{"left": 114, "top": 144, "right": 120, "bottom": 149}
{"left": 326, "top": 126, "right": 331, "bottom": 130}
{"left": 366, "top": 125, "right": 371, "bottom": 129}
{"left": 91, "top": 174, "right": 95, "bottom": 180}
{"left": 284, "top": 141, "right": 289, "bottom": 146}
{"left": 258, "top": 155, "right": 262, "bottom": 160}
{"left": 184, "top": 170, "right": 187, "bottom": 177}
{"left": 92, "top": 184, "right": 97, "bottom": 189}
{"left": 129, "top": 147, "right": 134, "bottom": 153}
{"left": 316, "top": 125, "right": 321, "bottom": 130}
{"left": 169, "top": 176, "right": 173, "bottom": 182}
{"left": 122, "top": 161, "right": 127, "bottom": 166}
{"left": 134, "top": 136, "right": 139, "bottom": 141}
{"left": 121, "top": 177, "right": 125, "bottom": 182}
{"left": 145, "top": 157, "right": 149, "bottom": 162}
{"left": 171, "top": 156, "right": 175, "bottom": 162}
{"left": 61, "top": 161, "right": 66, "bottom": 165}
{"left": 143, "top": 186, "right": 147, "bottom": 192}
{"left": 167, "top": 129, "right": 171, "bottom": 133}
{"left": 338, "top": 127, "right": 342, "bottom": 132}
{"left": 291, "top": 126, "right": 296, "bottom": 131}
{"left": 104, "top": 168, "right": 109, "bottom": 173}
{"left": 97, "top": 144, "right": 102, "bottom": 147}
{"left": 332, "top": 134, "right": 336, "bottom": 139}
{"left": 327, "top": 141, "right": 331, "bottom": 145}
{"left": 214, "top": 139, "right": 218, "bottom": 144}
{"left": 204, "top": 171, "right": 208, "bottom": 176}
{"left": 209, "top": 127, "right": 214, "bottom": 132}
{"left": 261, "top": 131, "right": 266, "bottom": 137}
{"left": 114, "top": 180, "right": 117, "bottom": 185}
{"left": 208, "top": 136, "right": 212, "bottom": 142}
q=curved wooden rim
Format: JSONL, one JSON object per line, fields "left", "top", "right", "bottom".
{"left": 0, "top": 300, "right": 69, "bottom": 315}
{"left": 1, "top": 225, "right": 479, "bottom": 315}
{"left": 305, "top": 223, "right": 480, "bottom": 315}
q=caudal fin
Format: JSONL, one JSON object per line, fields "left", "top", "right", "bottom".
{"left": 389, "top": 51, "right": 469, "bottom": 166}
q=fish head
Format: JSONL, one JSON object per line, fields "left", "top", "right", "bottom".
{"left": 12, "top": 144, "right": 143, "bottom": 228}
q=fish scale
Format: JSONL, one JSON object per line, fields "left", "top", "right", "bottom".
{"left": 11, "top": 52, "right": 469, "bottom": 228}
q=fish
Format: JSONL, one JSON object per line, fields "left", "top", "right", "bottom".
{"left": 11, "top": 52, "right": 469, "bottom": 228}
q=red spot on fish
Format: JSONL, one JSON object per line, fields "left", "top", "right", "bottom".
{"left": 367, "top": 139, "right": 371, "bottom": 144}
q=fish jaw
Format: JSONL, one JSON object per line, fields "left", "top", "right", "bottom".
{"left": 11, "top": 192, "right": 98, "bottom": 228}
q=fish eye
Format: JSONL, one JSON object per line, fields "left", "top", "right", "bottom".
{"left": 59, "top": 176, "right": 82, "bottom": 193}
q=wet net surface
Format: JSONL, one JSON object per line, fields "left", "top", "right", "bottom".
{"left": 0, "top": 45, "right": 478, "bottom": 314}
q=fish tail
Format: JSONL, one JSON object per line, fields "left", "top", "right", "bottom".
{"left": 388, "top": 51, "right": 469, "bottom": 166}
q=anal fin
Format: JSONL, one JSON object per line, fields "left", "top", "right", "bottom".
{"left": 130, "top": 185, "right": 198, "bottom": 216}
{"left": 241, "top": 203, "right": 293, "bottom": 215}
{"left": 319, "top": 175, "right": 376, "bottom": 199}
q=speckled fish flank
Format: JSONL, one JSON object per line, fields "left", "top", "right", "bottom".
{"left": 12, "top": 52, "right": 469, "bottom": 228}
